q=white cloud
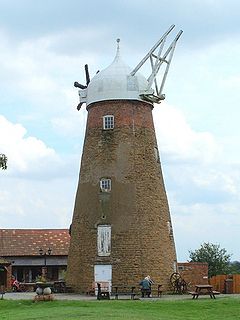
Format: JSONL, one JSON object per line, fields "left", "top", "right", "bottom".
{"left": 0, "top": 28, "right": 101, "bottom": 118}
{"left": 153, "top": 102, "right": 221, "bottom": 164}
{"left": 220, "top": 75, "right": 240, "bottom": 89}
{"left": 51, "top": 102, "right": 88, "bottom": 138}
{"left": 0, "top": 115, "right": 79, "bottom": 228}
{"left": 0, "top": 115, "right": 61, "bottom": 176}
{"left": 153, "top": 103, "right": 240, "bottom": 200}
{"left": 0, "top": 178, "right": 76, "bottom": 229}
{"left": 192, "top": 170, "right": 239, "bottom": 197}
{"left": 152, "top": 103, "right": 240, "bottom": 261}
{"left": 173, "top": 201, "right": 240, "bottom": 261}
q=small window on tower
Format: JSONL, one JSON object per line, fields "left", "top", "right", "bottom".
{"left": 167, "top": 221, "right": 173, "bottom": 237}
{"left": 154, "top": 147, "right": 160, "bottom": 163}
{"left": 100, "top": 178, "right": 111, "bottom": 192}
{"left": 103, "top": 115, "right": 114, "bottom": 130}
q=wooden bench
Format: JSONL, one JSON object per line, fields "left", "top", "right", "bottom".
{"left": 113, "top": 286, "right": 136, "bottom": 300}
{"left": 189, "top": 291, "right": 199, "bottom": 299}
{"left": 140, "top": 284, "right": 162, "bottom": 298}
{"left": 151, "top": 285, "right": 163, "bottom": 297}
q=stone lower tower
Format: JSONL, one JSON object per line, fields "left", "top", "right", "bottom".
{"left": 67, "top": 34, "right": 182, "bottom": 292}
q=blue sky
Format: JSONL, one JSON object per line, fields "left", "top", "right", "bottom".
{"left": 0, "top": 0, "right": 240, "bottom": 262}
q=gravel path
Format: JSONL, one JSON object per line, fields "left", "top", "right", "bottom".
{"left": 3, "top": 292, "right": 240, "bottom": 301}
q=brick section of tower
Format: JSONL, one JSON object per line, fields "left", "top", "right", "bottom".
{"left": 67, "top": 100, "right": 177, "bottom": 292}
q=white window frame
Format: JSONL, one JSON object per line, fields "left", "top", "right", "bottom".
{"left": 178, "top": 265, "right": 185, "bottom": 271}
{"left": 167, "top": 221, "right": 173, "bottom": 237}
{"left": 97, "top": 225, "right": 111, "bottom": 256}
{"left": 103, "top": 115, "right": 114, "bottom": 130}
{"left": 154, "top": 147, "right": 160, "bottom": 162}
{"left": 100, "top": 178, "right": 111, "bottom": 192}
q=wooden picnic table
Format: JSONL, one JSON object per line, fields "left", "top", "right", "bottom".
{"left": 189, "top": 284, "right": 220, "bottom": 299}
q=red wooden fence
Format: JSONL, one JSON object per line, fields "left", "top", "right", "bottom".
{"left": 210, "top": 274, "right": 240, "bottom": 294}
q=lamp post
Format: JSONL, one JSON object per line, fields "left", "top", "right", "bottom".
{"left": 39, "top": 248, "right": 52, "bottom": 280}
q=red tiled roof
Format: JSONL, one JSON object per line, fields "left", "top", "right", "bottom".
{"left": 0, "top": 229, "right": 70, "bottom": 257}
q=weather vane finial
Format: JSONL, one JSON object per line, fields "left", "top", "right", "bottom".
{"left": 114, "top": 38, "right": 121, "bottom": 59}
{"left": 116, "top": 38, "right": 120, "bottom": 53}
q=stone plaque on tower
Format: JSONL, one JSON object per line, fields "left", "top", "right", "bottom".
{"left": 67, "top": 26, "right": 182, "bottom": 293}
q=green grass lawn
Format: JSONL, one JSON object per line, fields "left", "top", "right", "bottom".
{"left": 1, "top": 297, "right": 240, "bottom": 320}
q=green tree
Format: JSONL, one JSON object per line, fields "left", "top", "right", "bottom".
{"left": 189, "top": 242, "right": 231, "bottom": 278}
{"left": 228, "top": 261, "right": 240, "bottom": 274}
{"left": 0, "top": 153, "right": 7, "bottom": 170}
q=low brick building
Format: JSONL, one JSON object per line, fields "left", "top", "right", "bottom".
{"left": 177, "top": 262, "right": 209, "bottom": 290}
{"left": 0, "top": 229, "right": 70, "bottom": 285}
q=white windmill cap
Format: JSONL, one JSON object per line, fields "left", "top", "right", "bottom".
{"left": 86, "top": 39, "right": 150, "bottom": 107}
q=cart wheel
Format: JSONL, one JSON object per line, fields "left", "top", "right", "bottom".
{"left": 170, "top": 272, "right": 181, "bottom": 286}
{"left": 170, "top": 272, "right": 182, "bottom": 293}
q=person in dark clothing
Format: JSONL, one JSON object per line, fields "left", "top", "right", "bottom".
{"left": 139, "top": 276, "right": 154, "bottom": 298}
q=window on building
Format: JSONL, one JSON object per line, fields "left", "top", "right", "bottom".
{"left": 100, "top": 178, "right": 111, "bottom": 192}
{"left": 103, "top": 115, "right": 114, "bottom": 130}
{"left": 154, "top": 147, "right": 160, "bottom": 163}
{"left": 97, "top": 225, "right": 111, "bottom": 256}
{"left": 167, "top": 221, "right": 173, "bottom": 237}
{"left": 178, "top": 265, "right": 185, "bottom": 272}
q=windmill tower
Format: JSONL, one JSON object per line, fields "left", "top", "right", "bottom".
{"left": 67, "top": 25, "right": 183, "bottom": 293}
